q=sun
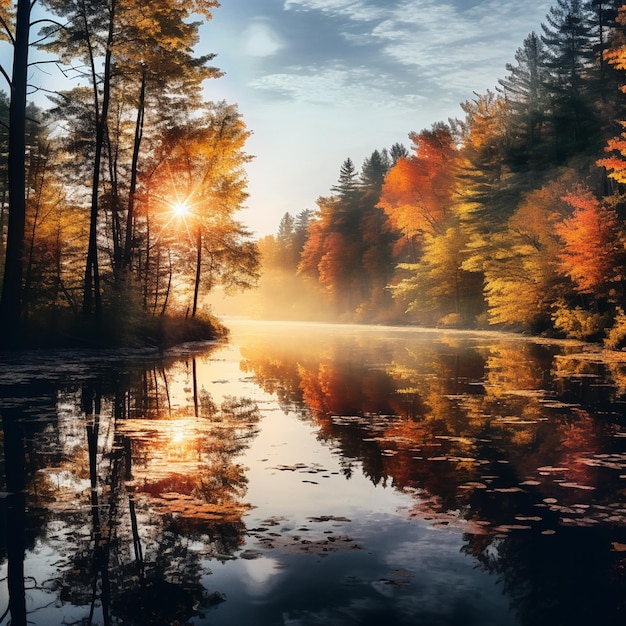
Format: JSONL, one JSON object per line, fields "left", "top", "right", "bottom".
{"left": 172, "top": 200, "right": 190, "bottom": 217}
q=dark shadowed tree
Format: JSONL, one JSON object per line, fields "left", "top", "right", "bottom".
{"left": 0, "top": 0, "right": 32, "bottom": 347}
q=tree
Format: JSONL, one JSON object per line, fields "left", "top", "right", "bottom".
{"left": 145, "top": 102, "right": 256, "bottom": 317}
{"left": 276, "top": 212, "right": 297, "bottom": 269}
{"left": 482, "top": 174, "right": 575, "bottom": 330}
{"left": 331, "top": 157, "right": 360, "bottom": 204}
{"left": 113, "top": 0, "right": 221, "bottom": 272}
{"left": 498, "top": 32, "right": 551, "bottom": 169}
{"left": 392, "top": 223, "right": 480, "bottom": 326}
{"left": 556, "top": 185, "right": 625, "bottom": 298}
{"left": 541, "top": 0, "right": 599, "bottom": 159}
{"left": 360, "top": 149, "right": 391, "bottom": 195}
{"left": 455, "top": 91, "right": 521, "bottom": 276}
{"left": 0, "top": 0, "right": 34, "bottom": 346}
{"left": 40, "top": 0, "right": 221, "bottom": 318}
{"left": 379, "top": 123, "right": 458, "bottom": 254}
{"left": 597, "top": 4, "right": 626, "bottom": 185}
{"left": 389, "top": 142, "right": 409, "bottom": 164}
{"left": 586, "top": 0, "right": 622, "bottom": 101}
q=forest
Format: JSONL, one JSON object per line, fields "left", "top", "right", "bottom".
{"left": 0, "top": 0, "right": 259, "bottom": 349}
{"left": 248, "top": 0, "right": 626, "bottom": 348}
{"left": 4, "top": 1, "right": 626, "bottom": 350}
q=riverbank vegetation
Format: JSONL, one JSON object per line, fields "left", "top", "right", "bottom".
{"left": 0, "top": 1, "right": 258, "bottom": 349}
{"left": 244, "top": 1, "right": 626, "bottom": 348}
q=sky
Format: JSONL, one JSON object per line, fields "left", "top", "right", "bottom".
{"left": 199, "top": 0, "right": 554, "bottom": 237}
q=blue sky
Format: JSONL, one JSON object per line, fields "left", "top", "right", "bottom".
{"left": 19, "top": 1, "right": 553, "bottom": 238}
{"left": 201, "top": 0, "right": 554, "bottom": 237}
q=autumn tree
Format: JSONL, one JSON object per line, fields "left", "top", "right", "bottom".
{"left": 112, "top": 0, "right": 220, "bottom": 274}
{"left": 299, "top": 152, "right": 398, "bottom": 321}
{"left": 556, "top": 186, "right": 625, "bottom": 298}
{"left": 380, "top": 123, "right": 457, "bottom": 261}
{"left": 597, "top": 4, "right": 626, "bottom": 188}
{"left": 482, "top": 173, "right": 575, "bottom": 330}
{"left": 144, "top": 101, "right": 257, "bottom": 317}
{"left": 40, "top": 0, "right": 221, "bottom": 320}
{"left": 392, "top": 222, "right": 481, "bottom": 326}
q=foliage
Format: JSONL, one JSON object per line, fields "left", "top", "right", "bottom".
{"left": 556, "top": 187, "right": 625, "bottom": 298}
{"left": 0, "top": 1, "right": 255, "bottom": 346}
{"left": 6, "top": 0, "right": 626, "bottom": 344}
{"left": 551, "top": 299, "right": 610, "bottom": 340}
{"left": 605, "top": 306, "right": 626, "bottom": 349}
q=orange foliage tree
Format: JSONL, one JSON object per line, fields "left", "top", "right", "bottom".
{"left": 597, "top": 5, "right": 626, "bottom": 185}
{"left": 556, "top": 187, "right": 625, "bottom": 299}
{"left": 379, "top": 124, "right": 458, "bottom": 253}
{"left": 483, "top": 173, "right": 575, "bottom": 330}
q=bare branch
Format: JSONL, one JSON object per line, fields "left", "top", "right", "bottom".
{"left": 29, "top": 18, "right": 66, "bottom": 46}
{"left": 0, "top": 64, "right": 10, "bottom": 88}
{"left": 29, "top": 18, "right": 64, "bottom": 29}
{"left": 0, "top": 15, "right": 15, "bottom": 45}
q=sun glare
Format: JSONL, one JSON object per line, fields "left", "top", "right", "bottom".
{"left": 172, "top": 201, "right": 190, "bottom": 217}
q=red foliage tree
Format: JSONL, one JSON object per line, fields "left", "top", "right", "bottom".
{"left": 557, "top": 187, "right": 625, "bottom": 298}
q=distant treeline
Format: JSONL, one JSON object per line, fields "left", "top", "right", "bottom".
{"left": 252, "top": 0, "right": 626, "bottom": 348}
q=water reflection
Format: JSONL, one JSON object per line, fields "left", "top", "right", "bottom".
{"left": 1, "top": 323, "right": 626, "bottom": 624}
{"left": 0, "top": 348, "right": 258, "bottom": 625}
{"left": 237, "top": 322, "right": 626, "bottom": 625}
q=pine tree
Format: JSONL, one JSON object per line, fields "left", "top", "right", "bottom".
{"left": 331, "top": 158, "right": 360, "bottom": 204}
{"left": 498, "top": 32, "right": 551, "bottom": 169}
{"left": 360, "top": 149, "right": 391, "bottom": 195}
{"left": 541, "top": 0, "right": 599, "bottom": 159}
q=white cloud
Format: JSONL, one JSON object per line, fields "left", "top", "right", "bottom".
{"left": 275, "top": 1, "right": 553, "bottom": 103}
{"left": 243, "top": 21, "right": 285, "bottom": 57}
{"left": 284, "top": 0, "right": 386, "bottom": 21}
{"left": 250, "top": 64, "right": 426, "bottom": 111}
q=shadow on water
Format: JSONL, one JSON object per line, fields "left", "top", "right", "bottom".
{"left": 1, "top": 323, "right": 626, "bottom": 624}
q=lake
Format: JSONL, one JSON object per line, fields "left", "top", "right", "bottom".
{"left": 1, "top": 319, "right": 626, "bottom": 625}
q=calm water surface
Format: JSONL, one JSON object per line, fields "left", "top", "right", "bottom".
{"left": 1, "top": 319, "right": 626, "bottom": 625}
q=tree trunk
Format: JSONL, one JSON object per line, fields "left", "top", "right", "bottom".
{"left": 83, "top": 0, "right": 117, "bottom": 319}
{"left": 123, "top": 68, "right": 146, "bottom": 271}
{"left": 0, "top": 0, "right": 31, "bottom": 348}
{"left": 192, "top": 226, "right": 202, "bottom": 317}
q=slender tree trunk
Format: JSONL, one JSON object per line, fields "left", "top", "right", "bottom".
{"left": 123, "top": 69, "right": 146, "bottom": 271}
{"left": 160, "top": 250, "right": 172, "bottom": 317}
{"left": 83, "top": 0, "right": 117, "bottom": 319}
{"left": 0, "top": 189, "right": 6, "bottom": 263}
{"left": 192, "top": 226, "right": 202, "bottom": 317}
{"left": 0, "top": 0, "right": 31, "bottom": 348}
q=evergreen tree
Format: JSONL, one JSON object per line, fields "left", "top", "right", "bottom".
{"left": 331, "top": 158, "right": 360, "bottom": 204}
{"left": 360, "top": 149, "right": 391, "bottom": 195}
{"left": 276, "top": 212, "right": 297, "bottom": 269}
{"left": 541, "top": 0, "right": 599, "bottom": 160}
{"left": 498, "top": 32, "right": 552, "bottom": 170}
{"left": 389, "top": 142, "right": 409, "bottom": 164}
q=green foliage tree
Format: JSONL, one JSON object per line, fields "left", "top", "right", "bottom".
{"left": 541, "top": 0, "right": 599, "bottom": 160}
{"left": 498, "top": 32, "right": 551, "bottom": 170}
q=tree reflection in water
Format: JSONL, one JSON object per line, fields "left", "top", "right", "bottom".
{"left": 238, "top": 325, "right": 626, "bottom": 625}
{"left": 0, "top": 350, "right": 259, "bottom": 625}
{"left": 3, "top": 325, "right": 626, "bottom": 625}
